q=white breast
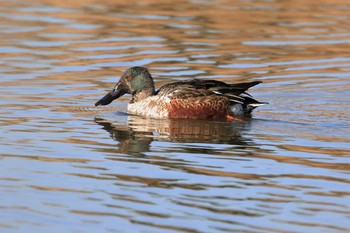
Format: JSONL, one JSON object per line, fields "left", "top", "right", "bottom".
{"left": 127, "top": 95, "right": 170, "bottom": 118}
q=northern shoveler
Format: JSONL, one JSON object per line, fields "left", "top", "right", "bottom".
{"left": 95, "top": 66, "right": 267, "bottom": 119}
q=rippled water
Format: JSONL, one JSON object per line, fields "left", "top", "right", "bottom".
{"left": 1, "top": 0, "right": 349, "bottom": 232}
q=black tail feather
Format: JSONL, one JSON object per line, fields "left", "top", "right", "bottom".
{"left": 229, "top": 81, "right": 262, "bottom": 91}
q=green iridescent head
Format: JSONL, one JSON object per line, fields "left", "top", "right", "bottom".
{"left": 95, "top": 67, "right": 155, "bottom": 106}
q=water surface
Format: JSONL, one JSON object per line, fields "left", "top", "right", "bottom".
{"left": 1, "top": 0, "right": 349, "bottom": 232}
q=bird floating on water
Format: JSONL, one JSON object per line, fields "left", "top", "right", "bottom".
{"left": 95, "top": 66, "right": 267, "bottom": 120}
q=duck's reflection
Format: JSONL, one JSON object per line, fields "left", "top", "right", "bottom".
{"left": 95, "top": 113, "right": 257, "bottom": 155}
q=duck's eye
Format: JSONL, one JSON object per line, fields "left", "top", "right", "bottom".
{"left": 126, "top": 75, "right": 132, "bottom": 81}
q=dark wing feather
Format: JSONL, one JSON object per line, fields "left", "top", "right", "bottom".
{"left": 157, "top": 82, "right": 214, "bottom": 99}
{"left": 157, "top": 79, "right": 229, "bottom": 93}
{"left": 157, "top": 79, "right": 262, "bottom": 103}
{"left": 229, "top": 81, "right": 262, "bottom": 91}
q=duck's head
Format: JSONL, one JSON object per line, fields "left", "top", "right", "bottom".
{"left": 95, "top": 66, "right": 155, "bottom": 106}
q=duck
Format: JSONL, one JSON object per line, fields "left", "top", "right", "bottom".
{"left": 95, "top": 66, "right": 267, "bottom": 120}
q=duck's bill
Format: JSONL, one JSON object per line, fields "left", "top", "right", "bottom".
{"left": 95, "top": 88, "right": 125, "bottom": 106}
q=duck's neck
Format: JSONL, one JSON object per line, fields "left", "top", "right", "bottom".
{"left": 131, "top": 87, "right": 155, "bottom": 103}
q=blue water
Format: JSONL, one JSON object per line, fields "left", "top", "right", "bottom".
{"left": 0, "top": 1, "right": 349, "bottom": 233}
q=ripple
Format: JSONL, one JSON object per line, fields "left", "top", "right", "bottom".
{"left": 243, "top": 39, "right": 350, "bottom": 46}
{"left": 0, "top": 13, "right": 70, "bottom": 24}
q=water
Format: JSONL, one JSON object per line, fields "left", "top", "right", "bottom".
{"left": 1, "top": 0, "right": 349, "bottom": 232}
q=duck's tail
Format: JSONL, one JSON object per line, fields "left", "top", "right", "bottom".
{"left": 229, "top": 96, "right": 268, "bottom": 117}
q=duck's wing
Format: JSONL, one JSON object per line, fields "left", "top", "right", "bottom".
{"left": 157, "top": 82, "right": 215, "bottom": 99}
{"left": 229, "top": 81, "right": 261, "bottom": 91}
{"left": 157, "top": 79, "right": 262, "bottom": 104}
